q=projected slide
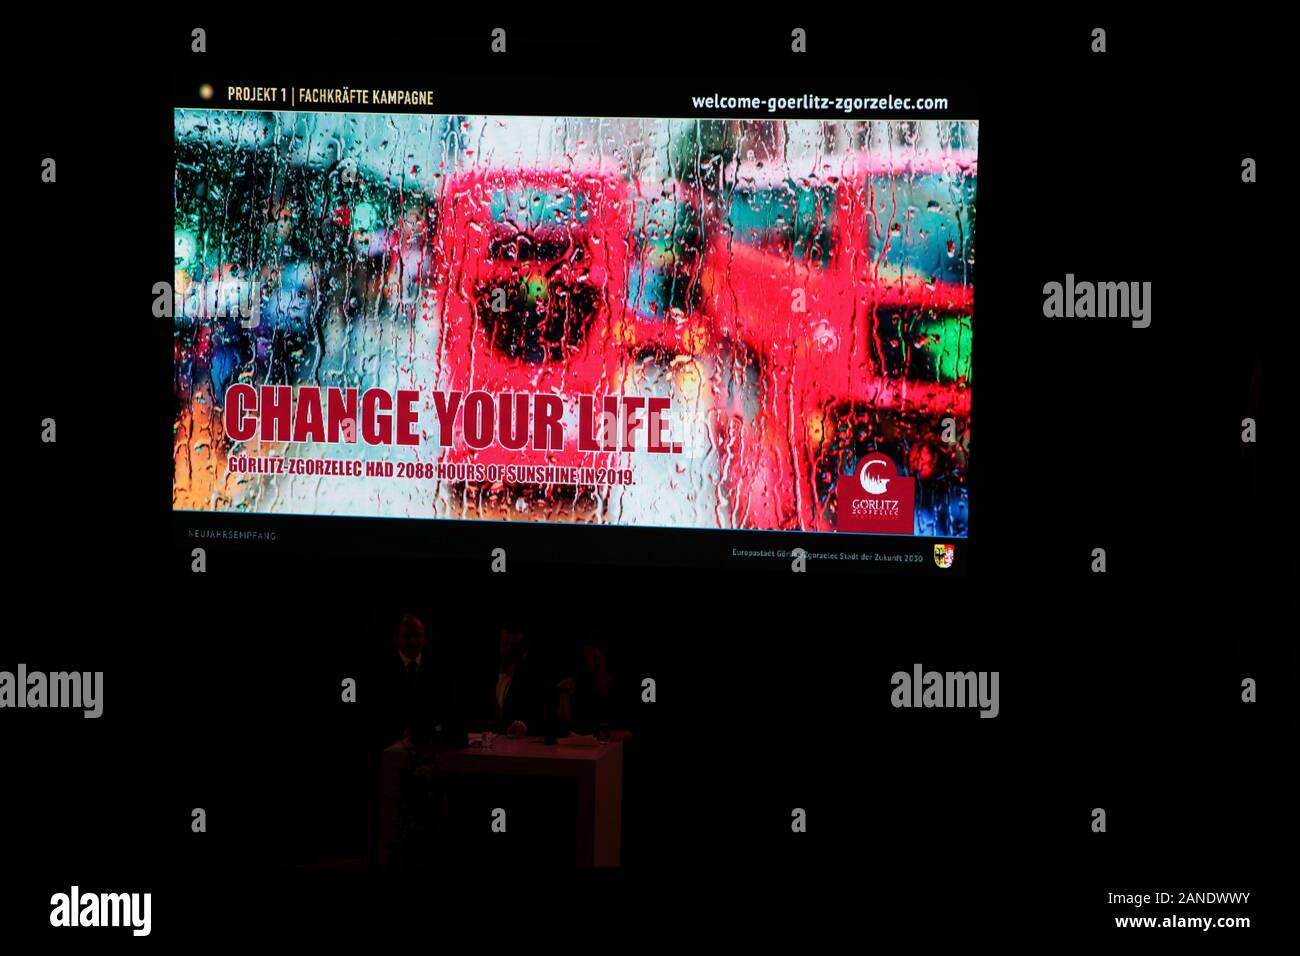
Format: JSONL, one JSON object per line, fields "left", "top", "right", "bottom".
{"left": 172, "top": 110, "right": 975, "bottom": 536}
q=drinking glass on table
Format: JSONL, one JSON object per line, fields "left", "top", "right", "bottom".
{"left": 597, "top": 722, "right": 612, "bottom": 743}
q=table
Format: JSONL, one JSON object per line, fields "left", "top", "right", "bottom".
{"left": 381, "top": 736, "right": 623, "bottom": 867}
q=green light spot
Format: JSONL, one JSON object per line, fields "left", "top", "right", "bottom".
{"left": 523, "top": 275, "right": 547, "bottom": 302}
{"left": 914, "top": 315, "right": 972, "bottom": 383}
{"left": 353, "top": 202, "right": 378, "bottom": 232}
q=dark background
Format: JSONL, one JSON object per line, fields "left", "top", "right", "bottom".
{"left": 8, "top": 12, "right": 1285, "bottom": 943}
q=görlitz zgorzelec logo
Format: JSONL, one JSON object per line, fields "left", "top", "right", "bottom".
{"left": 934, "top": 543, "right": 955, "bottom": 569}
{"left": 835, "top": 453, "right": 914, "bottom": 534}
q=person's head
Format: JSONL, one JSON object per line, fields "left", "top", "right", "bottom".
{"left": 395, "top": 613, "right": 426, "bottom": 660}
{"left": 499, "top": 625, "right": 526, "bottom": 666}
{"left": 581, "top": 642, "right": 609, "bottom": 680}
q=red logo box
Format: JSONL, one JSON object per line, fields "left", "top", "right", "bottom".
{"left": 835, "top": 453, "right": 914, "bottom": 534}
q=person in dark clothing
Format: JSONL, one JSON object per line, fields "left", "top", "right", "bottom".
{"left": 487, "top": 624, "right": 560, "bottom": 737}
{"left": 564, "top": 640, "right": 632, "bottom": 735}
{"left": 378, "top": 613, "right": 469, "bottom": 867}
{"left": 377, "top": 612, "right": 465, "bottom": 749}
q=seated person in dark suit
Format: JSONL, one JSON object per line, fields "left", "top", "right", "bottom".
{"left": 489, "top": 625, "right": 558, "bottom": 738}
{"left": 562, "top": 640, "right": 633, "bottom": 735}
